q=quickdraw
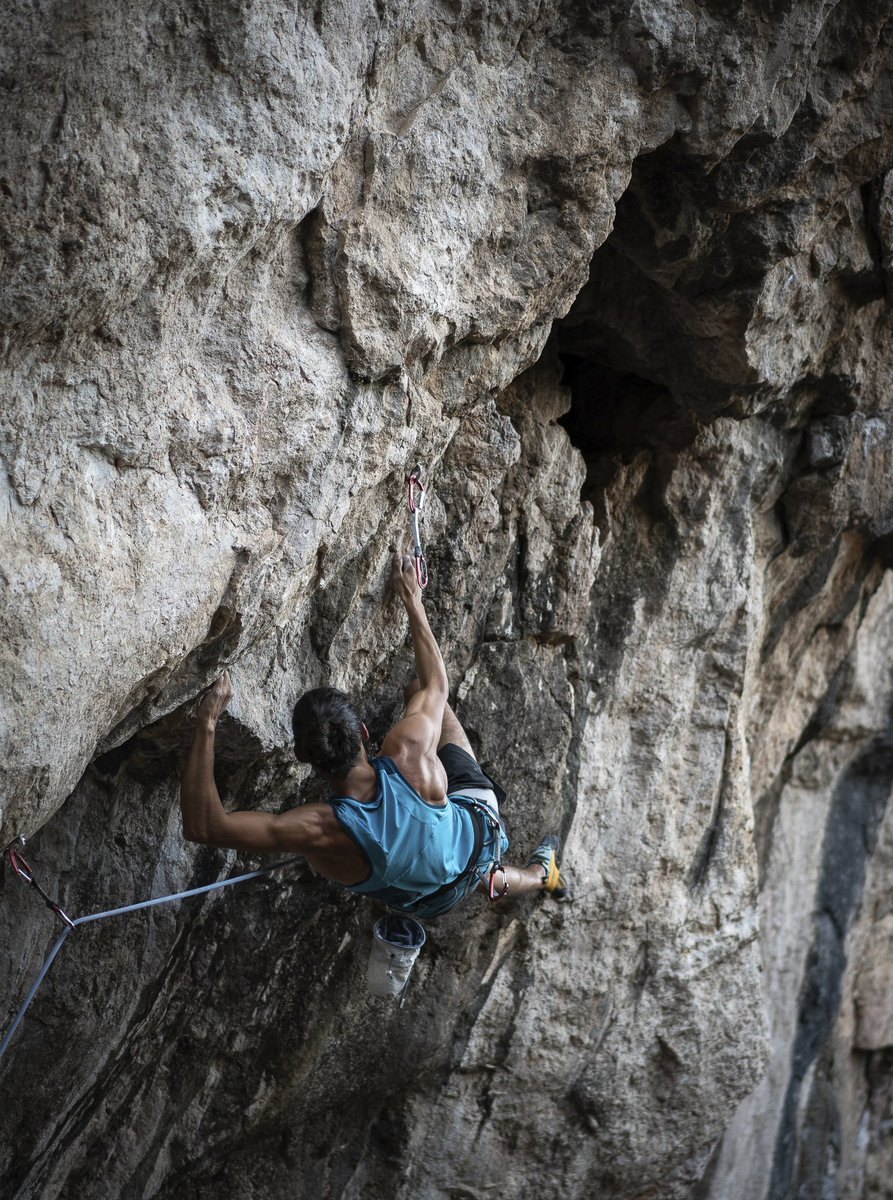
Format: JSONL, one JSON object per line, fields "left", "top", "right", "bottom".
{"left": 406, "top": 463, "right": 428, "bottom": 589}
{"left": 7, "top": 838, "right": 75, "bottom": 929}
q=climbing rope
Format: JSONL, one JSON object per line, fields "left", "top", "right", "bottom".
{"left": 0, "top": 840, "right": 301, "bottom": 1063}
{"left": 406, "top": 463, "right": 428, "bottom": 589}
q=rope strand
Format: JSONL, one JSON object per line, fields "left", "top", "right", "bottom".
{"left": 0, "top": 856, "right": 302, "bottom": 1063}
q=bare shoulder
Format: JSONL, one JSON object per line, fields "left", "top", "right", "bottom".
{"left": 385, "top": 746, "right": 449, "bottom": 807}
{"left": 380, "top": 710, "right": 438, "bottom": 759}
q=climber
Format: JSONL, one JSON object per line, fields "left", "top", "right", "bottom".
{"left": 179, "top": 550, "right": 565, "bottom": 918}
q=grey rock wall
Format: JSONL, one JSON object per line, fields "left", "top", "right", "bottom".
{"left": 2, "top": 2, "right": 893, "bottom": 1197}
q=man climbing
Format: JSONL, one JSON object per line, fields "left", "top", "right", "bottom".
{"left": 180, "top": 551, "right": 565, "bottom": 918}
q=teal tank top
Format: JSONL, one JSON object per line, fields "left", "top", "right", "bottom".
{"left": 328, "top": 757, "right": 479, "bottom": 906}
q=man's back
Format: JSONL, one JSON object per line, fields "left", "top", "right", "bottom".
{"left": 328, "top": 755, "right": 478, "bottom": 902}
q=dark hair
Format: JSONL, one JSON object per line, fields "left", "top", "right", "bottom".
{"left": 292, "top": 687, "right": 363, "bottom": 777}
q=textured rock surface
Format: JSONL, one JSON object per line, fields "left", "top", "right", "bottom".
{"left": 2, "top": 2, "right": 893, "bottom": 1197}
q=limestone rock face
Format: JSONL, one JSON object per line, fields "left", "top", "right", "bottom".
{"left": 1, "top": 3, "right": 893, "bottom": 1198}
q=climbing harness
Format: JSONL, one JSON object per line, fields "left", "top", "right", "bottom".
{"left": 406, "top": 463, "right": 428, "bottom": 589}
{"left": 0, "top": 839, "right": 301, "bottom": 1063}
{"left": 467, "top": 797, "right": 510, "bottom": 903}
{"left": 450, "top": 793, "right": 508, "bottom": 901}
{"left": 451, "top": 793, "right": 510, "bottom": 903}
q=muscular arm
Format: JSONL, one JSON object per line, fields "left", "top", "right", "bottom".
{"left": 404, "top": 593, "right": 449, "bottom": 708}
{"left": 380, "top": 553, "right": 449, "bottom": 794}
{"left": 179, "top": 675, "right": 328, "bottom": 854}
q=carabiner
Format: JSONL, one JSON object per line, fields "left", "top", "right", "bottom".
{"left": 488, "top": 864, "right": 509, "bottom": 902}
{"left": 415, "top": 550, "right": 428, "bottom": 589}
{"left": 49, "top": 903, "right": 76, "bottom": 931}
{"left": 407, "top": 467, "right": 426, "bottom": 515}
{"left": 8, "top": 843, "right": 34, "bottom": 885}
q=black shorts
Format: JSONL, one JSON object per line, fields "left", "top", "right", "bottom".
{"left": 437, "top": 743, "right": 507, "bottom": 810}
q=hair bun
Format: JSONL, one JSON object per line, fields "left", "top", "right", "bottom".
{"left": 292, "top": 689, "right": 363, "bottom": 778}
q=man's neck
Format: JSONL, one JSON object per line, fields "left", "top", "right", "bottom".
{"left": 327, "top": 758, "right": 377, "bottom": 802}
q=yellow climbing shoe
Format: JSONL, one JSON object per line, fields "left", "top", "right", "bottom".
{"left": 528, "top": 835, "right": 567, "bottom": 898}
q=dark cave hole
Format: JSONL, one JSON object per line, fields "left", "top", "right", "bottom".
{"left": 556, "top": 352, "right": 699, "bottom": 505}
{"left": 547, "top": 197, "right": 702, "bottom": 509}
{"left": 91, "top": 709, "right": 198, "bottom": 786}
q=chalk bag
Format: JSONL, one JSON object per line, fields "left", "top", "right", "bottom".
{"left": 366, "top": 914, "right": 426, "bottom": 997}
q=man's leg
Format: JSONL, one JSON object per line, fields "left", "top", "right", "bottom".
{"left": 404, "top": 679, "right": 548, "bottom": 898}
{"left": 440, "top": 707, "right": 547, "bottom": 895}
{"left": 481, "top": 862, "right": 548, "bottom": 898}
{"left": 437, "top": 701, "right": 474, "bottom": 755}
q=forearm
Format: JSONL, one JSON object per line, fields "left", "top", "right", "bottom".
{"left": 404, "top": 598, "right": 449, "bottom": 697}
{"left": 180, "top": 714, "right": 320, "bottom": 853}
{"left": 180, "top": 719, "right": 228, "bottom": 843}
